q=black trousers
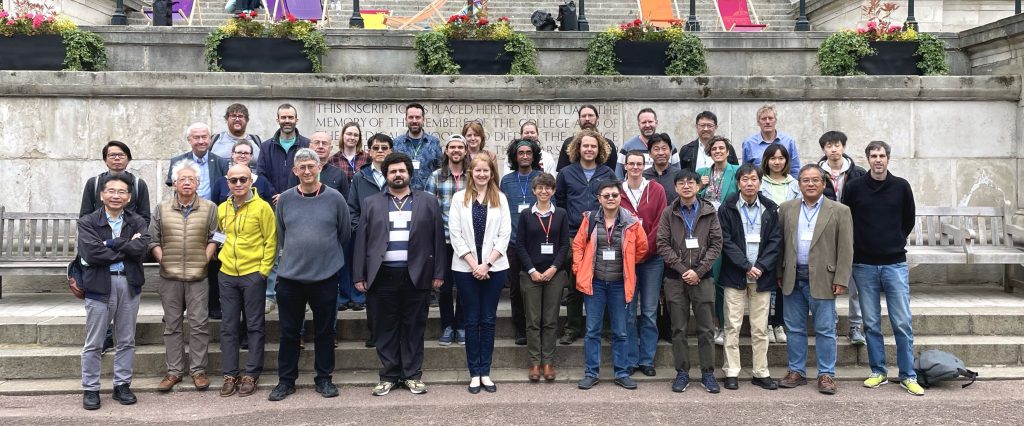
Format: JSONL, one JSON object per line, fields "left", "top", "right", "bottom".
{"left": 507, "top": 247, "right": 526, "bottom": 337}
{"left": 368, "top": 266, "right": 431, "bottom": 382}
{"left": 276, "top": 276, "right": 338, "bottom": 386}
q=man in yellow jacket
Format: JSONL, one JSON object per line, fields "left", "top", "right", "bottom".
{"left": 216, "top": 164, "right": 276, "bottom": 398}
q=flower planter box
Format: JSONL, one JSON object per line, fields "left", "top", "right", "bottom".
{"left": 216, "top": 37, "right": 314, "bottom": 73}
{"left": 447, "top": 40, "right": 512, "bottom": 75}
{"left": 857, "top": 41, "right": 922, "bottom": 76}
{"left": 0, "top": 34, "right": 66, "bottom": 71}
{"left": 613, "top": 40, "right": 671, "bottom": 75}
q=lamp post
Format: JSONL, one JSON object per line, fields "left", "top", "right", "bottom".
{"left": 794, "top": 0, "right": 810, "bottom": 31}
{"left": 1016, "top": 0, "right": 1020, "bottom": 14}
{"left": 578, "top": 0, "right": 589, "bottom": 31}
{"left": 905, "top": 0, "right": 919, "bottom": 30}
{"left": 349, "top": 0, "right": 364, "bottom": 28}
{"left": 685, "top": 0, "right": 700, "bottom": 31}
{"left": 111, "top": 0, "right": 127, "bottom": 25}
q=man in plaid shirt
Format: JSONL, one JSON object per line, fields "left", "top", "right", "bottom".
{"left": 425, "top": 135, "right": 469, "bottom": 346}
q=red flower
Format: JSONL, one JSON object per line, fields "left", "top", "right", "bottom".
{"left": 633, "top": 18, "right": 642, "bottom": 26}
{"left": 460, "top": 15, "right": 469, "bottom": 22}
{"left": 498, "top": 16, "right": 509, "bottom": 22}
{"left": 477, "top": 18, "right": 488, "bottom": 26}
{"left": 619, "top": 24, "right": 627, "bottom": 30}
{"left": 286, "top": 13, "right": 296, "bottom": 23}
{"left": 237, "top": 12, "right": 246, "bottom": 19}
{"left": 448, "top": 15, "right": 458, "bottom": 23}
{"left": 309, "top": 18, "right": 317, "bottom": 23}
{"left": 249, "top": 10, "right": 257, "bottom": 17}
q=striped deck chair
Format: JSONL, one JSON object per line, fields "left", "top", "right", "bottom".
{"left": 385, "top": 0, "right": 449, "bottom": 30}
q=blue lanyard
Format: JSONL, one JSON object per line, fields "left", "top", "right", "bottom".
{"left": 516, "top": 172, "right": 532, "bottom": 202}
{"left": 801, "top": 200, "right": 822, "bottom": 229}
{"left": 679, "top": 204, "right": 697, "bottom": 238}
{"left": 741, "top": 202, "right": 760, "bottom": 232}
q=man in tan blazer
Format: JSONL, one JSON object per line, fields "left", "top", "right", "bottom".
{"left": 775, "top": 165, "right": 853, "bottom": 395}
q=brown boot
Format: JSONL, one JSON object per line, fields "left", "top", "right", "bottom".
{"left": 528, "top": 365, "right": 541, "bottom": 382}
{"left": 238, "top": 375, "right": 258, "bottom": 397}
{"left": 543, "top": 365, "right": 556, "bottom": 381}
{"left": 192, "top": 372, "right": 210, "bottom": 390}
{"left": 778, "top": 371, "right": 807, "bottom": 388}
{"left": 817, "top": 375, "right": 838, "bottom": 395}
{"left": 157, "top": 374, "right": 182, "bottom": 392}
{"left": 219, "top": 375, "right": 239, "bottom": 397}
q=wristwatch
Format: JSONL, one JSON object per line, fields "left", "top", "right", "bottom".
{"left": 486, "top": 262, "right": 493, "bottom": 268}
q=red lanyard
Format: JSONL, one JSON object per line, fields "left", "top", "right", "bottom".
{"left": 535, "top": 212, "right": 553, "bottom": 243}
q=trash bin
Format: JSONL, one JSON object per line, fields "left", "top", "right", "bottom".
{"left": 360, "top": 9, "right": 390, "bottom": 29}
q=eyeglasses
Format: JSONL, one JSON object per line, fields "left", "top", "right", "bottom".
{"left": 176, "top": 176, "right": 197, "bottom": 183}
{"left": 189, "top": 135, "right": 210, "bottom": 141}
{"left": 310, "top": 140, "right": 331, "bottom": 147}
{"left": 295, "top": 165, "right": 319, "bottom": 172}
{"left": 106, "top": 153, "right": 127, "bottom": 159}
{"left": 600, "top": 193, "right": 620, "bottom": 200}
{"left": 697, "top": 124, "right": 716, "bottom": 130}
{"left": 800, "top": 178, "right": 823, "bottom": 184}
{"left": 226, "top": 114, "right": 247, "bottom": 120}
{"left": 228, "top": 176, "right": 250, "bottom": 185}
{"left": 103, "top": 189, "right": 129, "bottom": 196}
{"left": 369, "top": 145, "right": 390, "bottom": 152}
{"left": 232, "top": 151, "right": 252, "bottom": 156}
{"left": 625, "top": 162, "right": 645, "bottom": 168}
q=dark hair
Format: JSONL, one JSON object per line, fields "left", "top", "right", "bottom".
{"left": 647, "top": 132, "right": 672, "bottom": 151}
{"left": 102, "top": 140, "right": 132, "bottom": 161}
{"left": 406, "top": 103, "right": 426, "bottom": 116}
{"left": 736, "top": 163, "right": 763, "bottom": 183}
{"left": 224, "top": 103, "right": 249, "bottom": 119}
{"left": 596, "top": 179, "right": 622, "bottom": 194}
{"left": 277, "top": 103, "right": 296, "bottom": 117}
{"left": 520, "top": 120, "right": 538, "bottom": 134}
{"left": 624, "top": 149, "right": 647, "bottom": 165}
{"left": 695, "top": 111, "right": 718, "bottom": 126}
{"left": 506, "top": 139, "right": 542, "bottom": 171}
{"left": 674, "top": 169, "right": 701, "bottom": 184}
{"left": 578, "top": 104, "right": 599, "bottom": 118}
{"left": 759, "top": 144, "right": 791, "bottom": 177}
{"left": 865, "top": 140, "right": 891, "bottom": 158}
{"left": 102, "top": 174, "right": 133, "bottom": 191}
{"left": 367, "top": 133, "right": 394, "bottom": 149}
{"left": 798, "top": 164, "right": 827, "bottom": 181}
{"left": 382, "top": 152, "right": 413, "bottom": 175}
{"left": 818, "top": 130, "right": 848, "bottom": 149}
{"left": 637, "top": 107, "right": 657, "bottom": 120}
{"left": 531, "top": 172, "right": 556, "bottom": 190}
{"left": 704, "top": 135, "right": 732, "bottom": 156}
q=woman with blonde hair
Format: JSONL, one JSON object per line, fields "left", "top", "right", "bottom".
{"left": 448, "top": 153, "right": 512, "bottom": 394}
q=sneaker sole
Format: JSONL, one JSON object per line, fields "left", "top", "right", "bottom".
{"left": 900, "top": 383, "right": 924, "bottom": 396}
{"left": 408, "top": 388, "right": 427, "bottom": 394}
{"left": 672, "top": 383, "right": 689, "bottom": 393}
{"left": 702, "top": 385, "right": 720, "bottom": 394}
{"left": 864, "top": 379, "right": 889, "bottom": 388}
{"left": 438, "top": 341, "right": 452, "bottom": 346}
{"left": 372, "top": 388, "right": 392, "bottom": 396}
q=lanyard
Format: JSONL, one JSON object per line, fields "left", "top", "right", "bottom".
{"left": 452, "top": 172, "right": 462, "bottom": 192}
{"left": 604, "top": 218, "right": 617, "bottom": 246}
{"left": 535, "top": 212, "right": 553, "bottom": 243}
{"left": 409, "top": 138, "right": 424, "bottom": 158}
{"left": 679, "top": 204, "right": 697, "bottom": 238}
{"left": 392, "top": 194, "right": 411, "bottom": 210}
{"left": 516, "top": 172, "right": 532, "bottom": 202}
{"left": 801, "top": 200, "right": 822, "bottom": 229}
{"left": 741, "top": 202, "right": 760, "bottom": 232}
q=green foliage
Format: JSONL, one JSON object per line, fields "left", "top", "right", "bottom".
{"left": 59, "top": 28, "right": 106, "bottom": 71}
{"left": 584, "top": 31, "right": 618, "bottom": 75}
{"left": 585, "top": 22, "right": 707, "bottom": 76}
{"left": 205, "top": 12, "right": 327, "bottom": 72}
{"left": 817, "top": 30, "right": 872, "bottom": 76}
{"left": 665, "top": 30, "right": 708, "bottom": 75}
{"left": 414, "top": 31, "right": 459, "bottom": 75}
{"left": 915, "top": 32, "right": 949, "bottom": 76}
{"left": 505, "top": 32, "right": 538, "bottom": 75}
{"left": 414, "top": 17, "right": 537, "bottom": 76}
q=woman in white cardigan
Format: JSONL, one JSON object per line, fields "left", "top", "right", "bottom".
{"left": 449, "top": 153, "right": 512, "bottom": 394}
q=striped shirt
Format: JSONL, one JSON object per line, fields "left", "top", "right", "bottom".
{"left": 383, "top": 193, "right": 414, "bottom": 267}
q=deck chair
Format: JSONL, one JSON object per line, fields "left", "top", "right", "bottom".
{"left": 283, "top": 0, "right": 327, "bottom": 25}
{"left": 263, "top": 0, "right": 286, "bottom": 21}
{"left": 637, "top": 0, "right": 680, "bottom": 28}
{"left": 385, "top": 0, "right": 449, "bottom": 30}
{"left": 143, "top": 0, "right": 202, "bottom": 26}
{"left": 717, "top": 0, "right": 767, "bottom": 31}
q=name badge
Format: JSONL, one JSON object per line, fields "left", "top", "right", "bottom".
{"left": 518, "top": 204, "right": 530, "bottom": 213}
{"left": 685, "top": 238, "right": 699, "bottom": 249}
{"left": 411, "top": 160, "right": 421, "bottom": 170}
{"left": 212, "top": 231, "right": 226, "bottom": 244}
{"left": 602, "top": 249, "right": 616, "bottom": 260}
{"left": 643, "top": 153, "right": 654, "bottom": 167}
{"left": 389, "top": 210, "right": 412, "bottom": 228}
{"left": 746, "top": 234, "right": 761, "bottom": 244}
{"left": 800, "top": 231, "right": 813, "bottom": 241}
{"left": 540, "top": 243, "right": 554, "bottom": 254}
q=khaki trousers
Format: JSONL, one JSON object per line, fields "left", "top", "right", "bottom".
{"left": 158, "top": 279, "right": 210, "bottom": 376}
{"left": 722, "top": 283, "right": 771, "bottom": 378}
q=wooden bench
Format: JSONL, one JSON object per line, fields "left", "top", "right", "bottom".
{"left": 0, "top": 207, "right": 80, "bottom": 299}
{"left": 908, "top": 201, "right": 1024, "bottom": 293}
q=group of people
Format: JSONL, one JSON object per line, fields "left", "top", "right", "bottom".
{"left": 71, "top": 101, "right": 924, "bottom": 411}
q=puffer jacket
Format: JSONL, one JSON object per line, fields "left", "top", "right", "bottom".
{"left": 572, "top": 208, "right": 648, "bottom": 303}
{"left": 149, "top": 196, "right": 218, "bottom": 281}
{"left": 217, "top": 188, "right": 277, "bottom": 277}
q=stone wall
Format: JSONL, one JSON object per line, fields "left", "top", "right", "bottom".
{"left": 805, "top": 0, "right": 1018, "bottom": 33}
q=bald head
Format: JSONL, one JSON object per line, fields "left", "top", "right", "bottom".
{"left": 310, "top": 131, "right": 332, "bottom": 162}
{"left": 226, "top": 163, "right": 254, "bottom": 200}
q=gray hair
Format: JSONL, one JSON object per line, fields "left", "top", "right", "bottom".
{"left": 171, "top": 158, "right": 202, "bottom": 183}
{"left": 293, "top": 147, "right": 319, "bottom": 164}
{"left": 184, "top": 122, "right": 211, "bottom": 140}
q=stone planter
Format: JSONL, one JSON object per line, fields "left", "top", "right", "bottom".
{"left": 0, "top": 34, "right": 66, "bottom": 70}
{"left": 448, "top": 40, "right": 512, "bottom": 75}
{"left": 216, "top": 37, "right": 314, "bottom": 73}
{"left": 613, "top": 40, "right": 671, "bottom": 75}
{"left": 857, "top": 41, "right": 922, "bottom": 75}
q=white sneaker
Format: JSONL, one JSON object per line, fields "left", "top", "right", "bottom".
{"left": 767, "top": 327, "right": 777, "bottom": 343}
{"left": 774, "top": 326, "right": 787, "bottom": 344}
{"left": 714, "top": 328, "right": 724, "bottom": 346}
{"left": 265, "top": 299, "right": 277, "bottom": 314}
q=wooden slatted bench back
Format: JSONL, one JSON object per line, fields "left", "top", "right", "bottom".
{"left": 0, "top": 206, "right": 79, "bottom": 261}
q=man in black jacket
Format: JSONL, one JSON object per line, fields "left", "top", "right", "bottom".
{"left": 677, "top": 111, "right": 738, "bottom": 172}
{"left": 80, "top": 141, "right": 151, "bottom": 226}
{"left": 556, "top": 104, "right": 618, "bottom": 171}
{"left": 77, "top": 174, "right": 151, "bottom": 410}
{"left": 717, "top": 163, "right": 782, "bottom": 391}
{"left": 257, "top": 103, "right": 311, "bottom": 202}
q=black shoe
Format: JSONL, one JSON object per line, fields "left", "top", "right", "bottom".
{"left": 209, "top": 309, "right": 223, "bottom": 320}
{"left": 672, "top": 372, "right": 690, "bottom": 393}
{"left": 240, "top": 340, "right": 249, "bottom": 350}
{"left": 83, "top": 390, "right": 100, "bottom": 410}
{"left": 577, "top": 376, "right": 599, "bottom": 390}
{"left": 614, "top": 376, "right": 638, "bottom": 390}
{"left": 101, "top": 336, "right": 114, "bottom": 354}
{"left": 639, "top": 365, "right": 657, "bottom": 377}
{"left": 626, "top": 365, "right": 638, "bottom": 376}
{"left": 268, "top": 383, "right": 295, "bottom": 401}
{"left": 752, "top": 376, "right": 779, "bottom": 390}
{"left": 364, "top": 337, "right": 375, "bottom": 348}
{"left": 482, "top": 382, "right": 497, "bottom": 393}
{"left": 338, "top": 303, "right": 349, "bottom": 312}
{"left": 724, "top": 377, "right": 739, "bottom": 390}
{"left": 111, "top": 384, "right": 137, "bottom": 405}
{"left": 315, "top": 380, "right": 339, "bottom": 398}
{"left": 467, "top": 384, "right": 481, "bottom": 394}
{"left": 514, "top": 335, "right": 527, "bottom": 346}
{"left": 350, "top": 302, "right": 365, "bottom": 311}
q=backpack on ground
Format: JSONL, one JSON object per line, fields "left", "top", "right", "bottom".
{"left": 913, "top": 349, "right": 978, "bottom": 388}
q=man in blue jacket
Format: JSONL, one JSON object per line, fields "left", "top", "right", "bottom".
{"left": 76, "top": 175, "right": 151, "bottom": 410}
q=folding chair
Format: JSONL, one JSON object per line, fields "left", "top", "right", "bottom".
{"left": 385, "top": 0, "right": 449, "bottom": 30}
{"left": 143, "top": 0, "right": 202, "bottom": 26}
{"left": 283, "top": 0, "right": 327, "bottom": 25}
{"left": 717, "top": 0, "right": 767, "bottom": 31}
{"left": 637, "top": 0, "right": 681, "bottom": 28}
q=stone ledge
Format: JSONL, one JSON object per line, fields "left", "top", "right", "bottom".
{"left": 959, "top": 13, "right": 1024, "bottom": 47}
{"left": 0, "top": 73, "right": 1017, "bottom": 101}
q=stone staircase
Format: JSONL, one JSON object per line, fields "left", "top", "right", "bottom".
{"left": 0, "top": 284, "right": 1021, "bottom": 393}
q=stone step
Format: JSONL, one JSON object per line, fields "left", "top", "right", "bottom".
{"left": 1, "top": 335, "right": 1020, "bottom": 380}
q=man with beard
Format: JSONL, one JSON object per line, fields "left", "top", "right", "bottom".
{"left": 210, "top": 103, "right": 262, "bottom": 161}
{"left": 678, "top": 111, "right": 738, "bottom": 173}
{"left": 393, "top": 103, "right": 442, "bottom": 191}
{"left": 425, "top": 135, "right": 469, "bottom": 346}
{"left": 500, "top": 139, "right": 544, "bottom": 346}
{"left": 556, "top": 105, "right": 618, "bottom": 172}
{"left": 616, "top": 108, "right": 673, "bottom": 179}
{"left": 354, "top": 153, "right": 445, "bottom": 396}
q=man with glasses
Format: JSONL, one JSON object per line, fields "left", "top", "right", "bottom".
{"left": 166, "top": 122, "right": 231, "bottom": 201}
{"left": 499, "top": 139, "right": 544, "bottom": 346}
{"left": 678, "top": 111, "right": 738, "bottom": 173}
{"left": 309, "top": 131, "right": 351, "bottom": 198}
{"left": 149, "top": 159, "right": 219, "bottom": 393}
{"left": 776, "top": 165, "right": 853, "bottom": 395}
{"left": 77, "top": 175, "right": 151, "bottom": 410}
{"left": 211, "top": 103, "right": 262, "bottom": 161}
{"left": 425, "top": 135, "right": 469, "bottom": 346}
{"left": 212, "top": 140, "right": 274, "bottom": 203}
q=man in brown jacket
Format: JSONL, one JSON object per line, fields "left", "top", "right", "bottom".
{"left": 149, "top": 159, "right": 220, "bottom": 392}
{"left": 776, "top": 164, "right": 853, "bottom": 395}
{"left": 656, "top": 169, "right": 723, "bottom": 394}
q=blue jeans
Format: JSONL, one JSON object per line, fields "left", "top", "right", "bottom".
{"left": 265, "top": 260, "right": 279, "bottom": 300}
{"left": 626, "top": 255, "right": 663, "bottom": 368}
{"left": 853, "top": 262, "right": 916, "bottom": 380}
{"left": 583, "top": 279, "right": 630, "bottom": 379}
{"left": 455, "top": 270, "right": 507, "bottom": 377}
{"left": 783, "top": 277, "right": 837, "bottom": 377}
{"left": 337, "top": 242, "right": 365, "bottom": 307}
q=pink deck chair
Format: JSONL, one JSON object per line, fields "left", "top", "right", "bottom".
{"left": 717, "top": 0, "right": 767, "bottom": 31}
{"left": 143, "top": 0, "right": 202, "bottom": 26}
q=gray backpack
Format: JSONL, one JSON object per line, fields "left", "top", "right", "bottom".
{"left": 913, "top": 349, "right": 978, "bottom": 388}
